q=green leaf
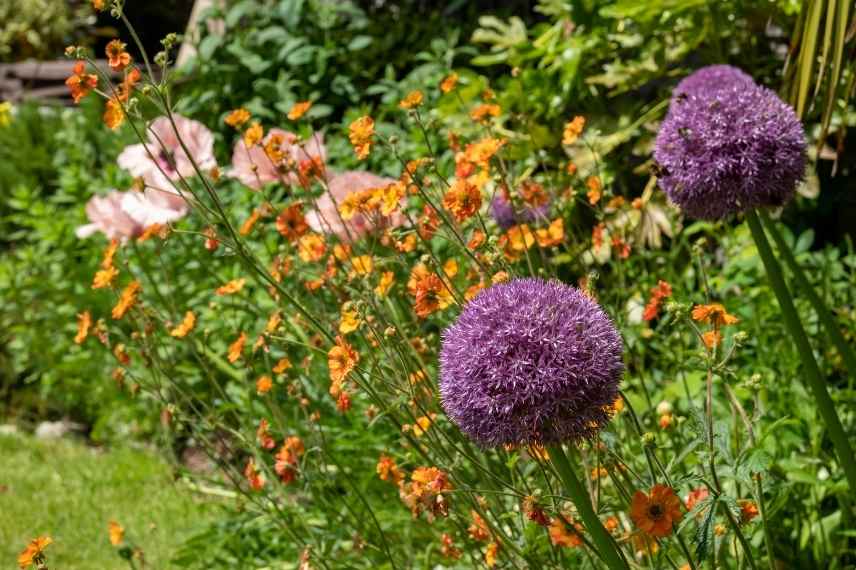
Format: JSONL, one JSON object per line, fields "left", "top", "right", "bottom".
{"left": 347, "top": 35, "right": 373, "bottom": 51}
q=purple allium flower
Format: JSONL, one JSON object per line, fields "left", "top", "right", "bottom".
{"left": 490, "top": 192, "right": 550, "bottom": 230}
{"left": 654, "top": 65, "right": 806, "bottom": 220}
{"left": 439, "top": 278, "right": 623, "bottom": 448}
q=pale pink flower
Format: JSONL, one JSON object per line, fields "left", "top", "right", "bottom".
{"left": 117, "top": 114, "right": 216, "bottom": 195}
{"left": 75, "top": 191, "right": 145, "bottom": 240}
{"left": 229, "top": 129, "right": 326, "bottom": 191}
{"left": 306, "top": 170, "right": 406, "bottom": 241}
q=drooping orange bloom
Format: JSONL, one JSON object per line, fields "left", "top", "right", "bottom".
{"left": 586, "top": 176, "right": 602, "bottom": 205}
{"left": 399, "top": 90, "right": 424, "bottom": 109}
{"left": 562, "top": 116, "right": 586, "bottom": 145}
{"left": 375, "top": 271, "right": 395, "bottom": 297}
{"left": 243, "top": 122, "right": 264, "bottom": 147}
{"left": 328, "top": 335, "right": 358, "bottom": 395}
{"left": 91, "top": 0, "right": 106, "bottom": 10}
{"left": 297, "top": 233, "right": 326, "bottom": 263}
{"left": 112, "top": 281, "right": 141, "bottom": 319}
{"left": 256, "top": 374, "right": 273, "bottom": 395}
{"left": 685, "top": 486, "right": 709, "bottom": 512}
{"left": 108, "top": 520, "right": 125, "bottom": 546}
{"left": 288, "top": 100, "right": 312, "bottom": 120}
{"left": 442, "top": 180, "right": 481, "bottom": 222}
{"left": 243, "top": 458, "right": 265, "bottom": 491}
{"left": 75, "top": 310, "right": 92, "bottom": 344}
{"left": 18, "top": 536, "right": 52, "bottom": 569}
{"left": 137, "top": 223, "right": 167, "bottom": 242}
{"left": 702, "top": 330, "right": 723, "bottom": 349}
{"left": 228, "top": 332, "right": 247, "bottom": 363}
{"left": 440, "top": 533, "right": 462, "bottom": 560}
{"left": 463, "top": 137, "right": 505, "bottom": 172}
{"left": 536, "top": 218, "right": 565, "bottom": 248}
{"left": 105, "top": 39, "right": 131, "bottom": 71}
{"left": 376, "top": 454, "right": 403, "bottom": 485}
{"left": 691, "top": 303, "right": 739, "bottom": 327}
{"left": 349, "top": 255, "right": 373, "bottom": 277}
{"left": 225, "top": 108, "right": 251, "bottom": 128}
{"left": 520, "top": 496, "right": 550, "bottom": 527}
{"left": 470, "top": 103, "right": 500, "bottom": 122}
{"left": 204, "top": 227, "right": 220, "bottom": 251}
{"left": 215, "top": 278, "right": 246, "bottom": 295}
{"left": 65, "top": 61, "right": 98, "bottom": 103}
{"left": 273, "top": 357, "right": 291, "bottom": 374}
{"left": 240, "top": 209, "right": 262, "bottom": 236}
{"left": 275, "top": 436, "right": 305, "bottom": 484}
{"left": 265, "top": 311, "right": 282, "bottom": 335}
{"left": 400, "top": 467, "right": 452, "bottom": 520}
{"left": 112, "top": 343, "right": 130, "bottom": 365}
{"left": 170, "top": 311, "right": 196, "bottom": 337}
{"left": 348, "top": 116, "right": 374, "bottom": 160}
{"left": 468, "top": 510, "right": 491, "bottom": 541}
{"left": 549, "top": 517, "right": 584, "bottom": 548}
{"left": 592, "top": 222, "right": 605, "bottom": 250}
{"left": 630, "top": 484, "right": 684, "bottom": 537}
{"left": 116, "top": 68, "right": 142, "bottom": 103}
{"left": 413, "top": 274, "right": 454, "bottom": 318}
{"left": 256, "top": 418, "right": 276, "bottom": 450}
{"left": 102, "top": 97, "right": 125, "bottom": 130}
{"left": 485, "top": 541, "right": 500, "bottom": 567}
{"left": 500, "top": 224, "right": 536, "bottom": 259}
{"left": 276, "top": 203, "right": 309, "bottom": 241}
{"left": 643, "top": 280, "right": 673, "bottom": 322}
{"left": 739, "top": 500, "right": 759, "bottom": 524}
{"left": 412, "top": 414, "right": 434, "bottom": 437}
{"left": 440, "top": 72, "right": 459, "bottom": 93}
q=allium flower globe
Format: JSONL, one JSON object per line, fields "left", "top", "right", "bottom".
{"left": 654, "top": 65, "right": 806, "bottom": 220}
{"left": 439, "top": 278, "right": 623, "bottom": 447}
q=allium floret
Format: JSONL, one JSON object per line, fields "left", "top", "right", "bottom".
{"left": 439, "top": 278, "right": 623, "bottom": 447}
{"left": 654, "top": 65, "right": 806, "bottom": 220}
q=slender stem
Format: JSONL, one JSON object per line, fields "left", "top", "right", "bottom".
{"left": 546, "top": 444, "right": 629, "bottom": 570}
{"left": 759, "top": 210, "right": 856, "bottom": 378}
{"left": 746, "top": 208, "right": 856, "bottom": 490}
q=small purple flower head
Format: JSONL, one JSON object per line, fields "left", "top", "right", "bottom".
{"left": 490, "top": 192, "right": 551, "bottom": 230}
{"left": 439, "top": 278, "right": 623, "bottom": 448}
{"left": 654, "top": 65, "right": 806, "bottom": 220}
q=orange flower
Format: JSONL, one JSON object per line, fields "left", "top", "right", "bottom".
{"left": 440, "top": 533, "right": 461, "bottom": 560}
{"left": 103, "top": 98, "right": 125, "bottom": 130}
{"left": 240, "top": 209, "right": 262, "bottom": 236}
{"left": 112, "top": 281, "right": 141, "bottom": 319}
{"left": 170, "top": 311, "right": 196, "bottom": 337}
{"left": 412, "top": 414, "right": 434, "bottom": 437}
{"left": 257, "top": 418, "right": 276, "bottom": 449}
{"left": 105, "top": 39, "right": 131, "bottom": 71}
{"left": 413, "top": 274, "right": 453, "bottom": 318}
{"left": 442, "top": 180, "right": 481, "bottom": 222}
{"left": 440, "top": 72, "right": 459, "bottom": 93}
{"left": 562, "top": 116, "right": 585, "bottom": 145}
{"left": 75, "top": 310, "right": 91, "bottom": 344}
{"left": 470, "top": 103, "right": 500, "bottom": 122}
{"left": 535, "top": 218, "right": 564, "bottom": 248}
{"left": 348, "top": 116, "right": 374, "bottom": 160}
{"left": 485, "top": 541, "right": 499, "bottom": 567}
{"left": 702, "top": 330, "right": 723, "bottom": 348}
{"left": 116, "top": 68, "right": 142, "bottom": 103}
{"left": 228, "top": 332, "right": 247, "bottom": 363}
{"left": 18, "top": 536, "right": 52, "bottom": 569}
{"left": 375, "top": 271, "right": 395, "bottom": 297}
{"left": 215, "top": 278, "right": 246, "bottom": 295}
{"left": 586, "top": 176, "right": 602, "bottom": 205}
{"left": 630, "top": 484, "right": 684, "bottom": 537}
{"left": 243, "top": 122, "right": 264, "bottom": 147}
{"left": 549, "top": 517, "right": 584, "bottom": 548}
{"left": 288, "top": 100, "right": 312, "bottom": 120}
{"left": 399, "top": 90, "right": 424, "bottom": 109}
{"left": 328, "top": 335, "right": 358, "bottom": 393}
{"left": 65, "top": 61, "right": 98, "bottom": 103}
{"left": 339, "top": 305, "right": 361, "bottom": 335}
{"left": 273, "top": 357, "right": 292, "bottom": 374}
{"left": 400, "top": 467, "right": 452, "bottom": 520}
{"left": 739, "top": 500, "right": 759, "bottom": 524}
{"left": 643, "top": 280, "right": 673, "bottom": 322}
{"left": 91, "top": 0, "right": 106, "bottom": 10}
{"left": 468, "top": 510, "right": 491, "bottom": 541}
{"left": 276, "top": 203, "right": 309, "bottom": 242}
{"left": 275, "top": 436, "right": 305, "bottom": 483}
{"left": 691, "top": 303, "right": 739, "bottom": 327}
{"left": 256, "top": 374, "right": 273, "bottom": 395}
{"left": 298, "top": 233, "right": 326, "bottom": 262}
{"left": 244, "top": 458, "right": 265, "bottom": 491}
{"left": 225, "top": 108, "right": 251, "bottom": 128}
{"left": 348, "top": 255, "right": 373, "bottom": 278}
{"left": 108, "top": 520, "right": 124, "bottom": 546}
{"left": 592, "top": 222, "right": 605, "bottom": 250}
{"left": 521, "top": 496, "right": 550, "bottom": 527}
{"left": 685, "top": 486, "right": 709, "bottom": 512}
{"left": 377, "top": 454, "right": 403, "bottom": 485}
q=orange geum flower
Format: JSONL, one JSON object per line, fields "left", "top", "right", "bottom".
{"left": 339, "top": 305, "right": 361, "bottom": 335}
{"left": 225, "top": 108, "right": 251, "bottom": 128}
{"left": 739, "top": 500, "right": 759, "bottom": 524}
{"left": 400, "top": 467, "right": 452, "bottom": 520}
{"left": 116, "top": 68, "right": 142, "bottom": 103}
{"left": 65, "top": 61, "right": 98, "bottom": 103}
{"left": 75, "top": 310, "right": 91, "bottom": 344}
{"left": 399, "top": 90, "right": 424, "bottom": 109}
{"left": 549, "top": 517, "right": 584, "bottom": 548}
{"left": 468, "top": 510, "right": 490, "bottom": 542}
{"left": 562, "top": 116, "right": 586, "bottom": 145}
{"left": 275, "top": 436, "right": 305, "bottom": 484}
{"left": 440, "top": 72, "right": 459, "bottom": 94}
{"left": 470, "top": 103, "right": 500, "bottom": 122}
{"left": 170, "top": 311, "right": 196, "bottom": 338}
{"left": 272, "top": 357, "right": 292, "bottom": 374}
{"left": 412, "top": 414, "right": 434, "bottom": 437}
{"left": 440, "top": 533, "right": 462, "bottom": 560}
{"left": 112, "top": 280, "right": 141, "bottom": 319}
{"left": 702, "top": 330, "right": 723, "bottom": 349}
{"left": 103, "top": 97, "right": 125, "bottom": 130}
{"left": 243, "top": 458, "right": 265, "bottom": 491}
{"left": 377, "top": 454, "right": 403, "bottom": 485}
{"left": 485, "top": 542, "right": 500, "bottom": 568}
{"left": 630, "top": 484, "right": 684, "bottom": 538}
{"left": 586, "top": 176, "right": 602, "bottom": 205}
{"left": 413, "top": 274, "right": 454, "bottom": 318}
{"left": 18, "top": 536, "right": 52, "bottom": 569}
{"left": 464, "top": 137, "right": 505, "bottom": 171}
{"left": 92, "top": 265, "right": 118, "bottom": 289}
{"left": 442, "top": 180, "right": 481, "bottom": 222}
{"left": 228, "top": 332, "right": 247, "bottom": 363}
{"left": 288, "top": 100, "right": 312, "bottom": 120}
{"left": 276, "top": 203, "right": 309, "bottom": 242}
{"left": 108, "top": 520, "right": 125, "bottom": 546}
{"left": 105, "top": 39, "right": 131, "bottom": 71}
{"left": 215, "top": 278, "right": 246, "bottom": 295}
{"left": 348, "top": 115, "right": 374, "bottom": 160}
{"left": 91, "top": 0, "right": 106, "bottom": 10}
{"left": 255, "top": 376, "right": 273, "bottom": 395}
{"left": 297, "top": 233, "right": 326, "bottom": 263}
{"left": 375, "top": 271, "right": 394, "bottom": 297}
{"left": 535, "top": 218, "right": 564, "bottom": 248}
{"left": 642, "top": 280, "right": 673, "bottom": 322}
{"left": 101, "top": 239, "right": 119, "bottom": 269}
{"left": 243, "top": 122, "right": 264, "bottom": 147}
{"left": 691, "top": 303, "right": 739, "bottom": 327}
{"left": 522, "top": 496, "right": 550, "bottom": 527}
{"left": 257, "top": 418, "right": 276, "bottom": 449}
{"left": 328, "top": 335, "right": 358, "bottom": 388}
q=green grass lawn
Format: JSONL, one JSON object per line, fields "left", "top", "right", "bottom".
{"left": 0, "top": 433, "right": 214, "bottom": 569}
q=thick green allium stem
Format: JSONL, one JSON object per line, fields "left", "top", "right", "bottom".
{"left": 547, "top": 444, "right": 628, "bottom": 570}
{"left": 746, "top": 209, "right": 856, "bottom": 491}
{"left": 759, "top": 210, "right": 856, "bottom": 380}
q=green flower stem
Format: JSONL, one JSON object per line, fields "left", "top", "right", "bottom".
{"left": 746, "top": 208, "right": 856, "bottom": 490}
{"left": 546, "top": 444, "right": 629, "bottom": 570}
{"left": 759, "top": 210, "right": 856, "bottom": 378}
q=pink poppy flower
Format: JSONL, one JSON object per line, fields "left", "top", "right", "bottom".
{"left": 229, "top": 129, "right": 326, "bottom": 191}
{"left": 118, "top": 114, "right": 216, "bottom": 194}
{"left": 306, "top": 170, "right": 406, "bottom": 241}
{"left": 75, "top": 191, "right": 145, "bottom": 240}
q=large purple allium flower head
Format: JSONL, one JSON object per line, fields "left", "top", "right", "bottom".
{"left": 654, "top": 65, "right": 806, "bottom": 220}
{"left": 439, "top": 278, "right": 623, "bottom": 448}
